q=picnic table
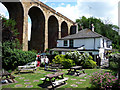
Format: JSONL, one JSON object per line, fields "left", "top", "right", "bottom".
{"left": 67, "top": 66, "right": 85, "bottom": 76}
{"left": 46, "top": 64, "right": 63, "bottom": 71}
{"left": 18, "top": 61, "right": 37, "bottom": 73}
{"left": 41, "top": 72, "right": 68, "bottom": 88}
{"left": 0, "top": 70, "right": 15, "bottom": 83}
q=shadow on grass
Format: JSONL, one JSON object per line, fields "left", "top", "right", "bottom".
{"left": 66, "top": 71, "right": 76, "bottom": 76}
{"left": 38, "top": 81, "right": 66, "bottom": 89}
{"left": 14, "top": 71, "right": 34, "bottom": 75}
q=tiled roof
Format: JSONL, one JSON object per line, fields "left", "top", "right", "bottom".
{"left": 59, "top": 29, "right": 110, "bottom": 40}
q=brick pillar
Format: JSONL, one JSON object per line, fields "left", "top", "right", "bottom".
{"left": 22, "top": 9, "right": 28, "bottom": 51}
{"left": 68, "top": 25, "right": 71, "bottom": 35}
{"left": 44, "top": 19, "right": 48, "bottom": 51}
{"left": 58, "top": 25, "right": 61, "bottom": 39}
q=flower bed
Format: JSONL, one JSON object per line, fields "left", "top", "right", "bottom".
{"left": 90, "top": 72, "right": 119, "bottom": 89}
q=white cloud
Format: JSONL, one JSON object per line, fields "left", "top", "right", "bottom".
{"left": 54, "top": 0, "right": 119, "bottom": 25}
{"left": 0, "top": 3, "right": 9, "bottom": 19}
{"left": 61, "top": 3, "right": 65, "bottom": 5}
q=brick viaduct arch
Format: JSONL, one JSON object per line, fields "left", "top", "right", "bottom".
{"left": 2, "top": 0, "right": 76, "bottom": 52}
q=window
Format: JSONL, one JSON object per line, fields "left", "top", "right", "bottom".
{"left": 64, "top": 40, "right": 68, "bottom": 46}
{"left": 69, "top": 39, "right": 73, "bottom": 47}
{"left": 103, "top": 39, "right": 104, "bottom": 47}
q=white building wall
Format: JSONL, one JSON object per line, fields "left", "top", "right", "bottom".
{"left": 57, "top": 40, "right": 63, "bottom": 47}
{"left": 99, "top": 48, "right": 105, "bottom": 60}
{"left": 57, "top": 40, "right": 69, "bottom": 47}
{"left": 74, "top": 38, "right": 101, "bottom": 50}
{"left": 74, "top": 38, "right": 94, "bottom": 49}
{"left": 99, "top": 38, "right": 112, "bottom": 50}
{"left": 100, "top": 38, "right": 103, "bottom": 48}
{"left": 95, "top": 38, "right": 101, "bottom": 49}
{"left": 104, "top": 39, "right": 107, "bottom": 48}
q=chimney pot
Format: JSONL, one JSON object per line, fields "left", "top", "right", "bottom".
{"left": 91, "top": 24, "right": 94, "bottom": 32}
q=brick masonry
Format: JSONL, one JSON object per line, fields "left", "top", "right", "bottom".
{"left": 2, "top": 0, "right": 76, "bottom": 52}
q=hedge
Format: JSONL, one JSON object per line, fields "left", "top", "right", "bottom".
{"left": 2, "top": 46, "right": 36, "bottom": 71}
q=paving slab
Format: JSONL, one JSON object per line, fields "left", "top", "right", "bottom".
{"left": 70, "top": 84, "right": 78, "bottom": 87}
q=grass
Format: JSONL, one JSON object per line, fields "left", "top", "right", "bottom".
{"left": 2, "top": 67, "right": 110, "bottom": 89}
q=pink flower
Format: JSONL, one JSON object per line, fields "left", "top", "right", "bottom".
{"left": 108, "top": 79, "right": 111, "bottom": 82}
{"left": 115, "top": 78, "right": 118, "bottom": 80}
{"left": 110, "top": 86, "right": 112, "bottom": 88}
{"left": 95, "top": 80, "right": 97, "bottom": 82}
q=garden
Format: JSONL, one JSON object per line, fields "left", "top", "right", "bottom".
{"left": 1, "top": 14, "right": 120, "bottom": 89}
{"left": 1, "top": 68, "right": 112, "bottom": 89}
{"left": 2, "top": 50, "right": 120, "bottom": 89}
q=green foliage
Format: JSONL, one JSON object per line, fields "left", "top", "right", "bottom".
{"left": 65, "top": 51, "right": 82, "bottom": 65}
{"left": 30, "top": 49, "right": 37, "bottom": 54}
{"left": 1, "top": 16, "right": 36, "bottom": 71}
{"left": 79, "top": 53, "right": 97, "bottom": 68}
{"left": 2, "top": 41, "right": 36, "bottom": 70}
{"left": 2, "top": 16, "right": 19, "bottom": 42}
{"left": 52, "top": 52, "right": 96, "bottom": 69}
{"left": 52, "top": 51, "right": 59, "bottom": 55}
{"left": 109, "top": 62, "right": 119, "bottom": 71}
{"left": 82, "top": 60, "right": 97, "bottom": 69}
{"left": 76, "top": 16, "right": 120, "bottom": 49}
{"left": 109, "top": 53, "right": 120, "bottom": 71}
{"left": 1, "top": 14, "right": 21, "bottom": 49}
{"left": 52, "top": 54, "right": 75, "bottom": 68}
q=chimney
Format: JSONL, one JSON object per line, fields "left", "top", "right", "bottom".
{"left": 76, "top": 23, "right": 78, "bottom": 33}
{"left": 91, "top": 24, "right": 94, "bottom": 32}
{"left": 79, "top": 24, "right": 83, "bottom": 30}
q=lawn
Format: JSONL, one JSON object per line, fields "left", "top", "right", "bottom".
{"left": 2, "top": 67, "right": 110, "bottom": 89}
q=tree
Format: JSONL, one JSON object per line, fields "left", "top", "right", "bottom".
{"left": 1, "top": 15, "right": 21, "bottom": 49}
{"left": 109, "top": 53, "right": 120, "bottom": 80}
{"left": 76, "top": 16, "right": 120, "bottom": 49}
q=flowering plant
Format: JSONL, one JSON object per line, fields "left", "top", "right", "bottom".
{"left": 90, "top": 72, "right": 119, "bottom": 89}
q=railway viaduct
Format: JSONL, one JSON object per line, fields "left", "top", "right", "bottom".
{"left": 1, "top": 0, "right": 76, "bottom": 52}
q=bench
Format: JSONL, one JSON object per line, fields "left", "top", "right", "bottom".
{"left": 52, "top": 78, "right": 68, "bottom": 86}
{"left": 18, "top": 61, "right": 37, "bottom": 73}
{"left": 1, "top": 70, "right": 16, "bottom": 83}
{"left": 46, "top": 64, "right": 63, "bottom": 71}
{"left": 76, "top": 69, "right": 85, "bottom": 76}
{"left": 40, "top": 78, "right": 46, "bottom": 81}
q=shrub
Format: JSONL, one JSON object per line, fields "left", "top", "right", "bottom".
{"left": 80, "top": 53, "right": 97, "bottom": 68}
{"left": 90, "top": 72, "right": 119, "bottom": 89}
{"left": 52, "top": 54, "right": 75, "bottom": 68}
{"left": 65, "top": 51, "right": 81, "bottom": 64}
{"left": 109, "top": 53, "right": 120, "bottom": 71}
{"left": 109, "top": 53, "right": 120, "bottom": 79}
{"left": 82, "top": 60, "right": 97, "bottom": 69}
{"left": 109, "top": 61, "right": 119, "bottom": 71}
{"left": 2, "top": 41, "right": 36, "bottom": 70}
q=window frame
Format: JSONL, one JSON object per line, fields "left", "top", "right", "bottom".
{"left": 64, "top": 40, "right": 68, "bottom": 46}
{"left": 69, "top": 39, "right": 73, "bottom": 47}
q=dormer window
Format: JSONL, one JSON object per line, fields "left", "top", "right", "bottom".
{"left": 64, "top": 40, "right": 68, "bottom": 46}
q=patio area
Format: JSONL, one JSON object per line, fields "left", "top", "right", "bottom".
{"left": 2, "top": 67, "right": 110, "bottom": 89}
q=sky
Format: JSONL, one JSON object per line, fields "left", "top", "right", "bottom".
{"left": 0, "top": 0, "right": 119, "bottom": 40}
